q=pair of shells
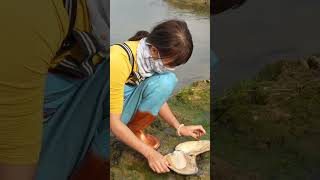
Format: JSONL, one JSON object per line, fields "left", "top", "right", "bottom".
{"left": 165, "top": 140, "right": 210, "bottom": 175}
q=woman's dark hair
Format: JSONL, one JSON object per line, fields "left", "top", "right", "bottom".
{"left": 128, "top": 31, "right": 150, "bottom": 41}
{"left": 128, "top": 19, "right": 193, "bottom": 67}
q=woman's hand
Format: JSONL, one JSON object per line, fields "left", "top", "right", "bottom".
{"left": 145, "top": 148, "right": 170, "bottom": 174}
{"left": 111, "top": 114, "right": 170, "bottom": 174}
{"left": 179, "top": 125, "right": 206, "bottom": 140}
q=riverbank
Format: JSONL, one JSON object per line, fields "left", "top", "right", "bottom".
{"left": 110, "top": 80, "right": 210, "bottom": 179}
{"left": 164, "top": 0, "right": 210, "bottom": 16}
{"left": 213, "top": 56, "right": 320, "bottom": 179}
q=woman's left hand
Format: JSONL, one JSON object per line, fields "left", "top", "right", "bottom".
{"left": 178, "top": 125, "right": 206, "bottom": 140}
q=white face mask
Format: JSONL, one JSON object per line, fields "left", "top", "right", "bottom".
{"left": 137, "top": 38, "right": 176, "bottom": 79}
{"left": 147, "top": 43, "right": 176, "bottom": 73}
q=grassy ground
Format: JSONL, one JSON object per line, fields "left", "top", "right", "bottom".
{"left": 111, "top": 80, "right": 211, "bottom": 180}
{"left": 164, "top": 0, "right": 210, "bottom": 16}
{"left": 212, "top": 56, "right": 320, "bottom": 180}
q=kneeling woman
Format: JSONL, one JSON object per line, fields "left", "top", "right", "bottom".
{"left": 110, "top": 20, "right": 206, "bottom": 174}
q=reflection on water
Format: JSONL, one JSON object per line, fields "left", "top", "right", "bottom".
{"left": 111, "top": 0, "right": 210, "bottom": 89}
{"left": 213, "top": 0, "right": 320, "bottom": 96}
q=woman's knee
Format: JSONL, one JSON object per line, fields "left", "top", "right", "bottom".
{"left": 147, "top": 72, "right": 178, "bottom": 95}
{"left": 160, "top": 72, "right": 178, "bottom": 88}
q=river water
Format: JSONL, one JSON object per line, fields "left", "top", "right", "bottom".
{"left": 110, "top": 0, "right": 210, "bottom": 89}
{"left": 213, "top": 0, "right": 320, "bottom": 96}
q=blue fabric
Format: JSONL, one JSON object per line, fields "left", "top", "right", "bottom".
{"left": 121, "top": 71, "right": 177, "bottom": 124}
{"left": 36, "top": 60, "right": 108, "bottom": 180}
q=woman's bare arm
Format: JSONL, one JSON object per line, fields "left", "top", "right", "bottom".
{"left": 158, "top": 102, "right": 181, "bottom": 129}
{"left": 110, "top": 113, "right": 170, "bottom": 173}
{"left": 158, "top": 102, "right": 206, "bottom": 139}
{"left": 110, "top": 113, "right": 151, "bottom": 157}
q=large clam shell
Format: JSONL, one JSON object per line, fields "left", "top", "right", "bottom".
{"left": 165, "top": 140, "right": 210, "bottom": 175}
{"left": 166, "top": 151, "right": 187, "bottom": 169}
{"left": 165, "top": 151, "right": 198, "bottom": 175}
{"left": 175, "top": 140, "right": 210, "bottom": 155}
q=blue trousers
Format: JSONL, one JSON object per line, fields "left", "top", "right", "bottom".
{"left": 121, "top": 72, "right": 178, "bottom": 124}
{"left": 36, "top": 60, "right": 108, "bottom": 180}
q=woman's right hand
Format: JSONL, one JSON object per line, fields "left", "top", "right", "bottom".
{"left": 145, "top": 148, "right": 170, "bottom": 174}
{"left": 110, "top": 115, "right": 170, "bottom": 174}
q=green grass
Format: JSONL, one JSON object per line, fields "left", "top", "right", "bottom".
{"left": 164, "top": 0, "right": 210, "bottom": 17}
{"left": 213, "top": 57, "right": 320, "bottom": 179}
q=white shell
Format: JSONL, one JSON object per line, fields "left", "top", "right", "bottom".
{"left": 167, "top": 151, "right": 187, "bottom": 169}
{"left": 165, "top": 140, "right": 210, "bottom": 175}
{"left": 175, "top": 140, "right": 210, "bottom": 155}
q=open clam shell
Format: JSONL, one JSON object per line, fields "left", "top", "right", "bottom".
{"left": 165, "top": 140, "right": 210, "bottom": 175}
{"left": 166, "top": 151, "right": 187, "bottom": 169}
{"left": 175, "top": 140, "right": 210, "bottom": 156}
{"left": 165, "top": 151, "right": 198, "bottom": 175}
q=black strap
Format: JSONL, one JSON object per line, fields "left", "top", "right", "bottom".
{"left": 73, "top": 31, "right": 99, "bottom": 57}
{"left": 55, "top": 0, "right": 78, "bottom": 57}
{"left": 50, "top": 0, "right": 104, "bottom": 79}
{"left": 113, "top": 43, "right": 144, "bottom": 86}
{"left": 64, "top": 0, "right": 77, "bottom": 37}
{"left": 114, "top": 43, "right": 135, "bottom": 74}
{"left": 53, "top": 55, "right": 85, "bottom": 78}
